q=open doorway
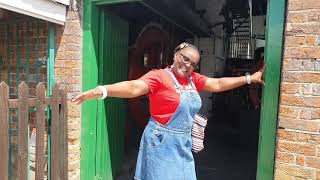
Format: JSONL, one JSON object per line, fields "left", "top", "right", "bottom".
{"left": 89, "top": 0, "right": 269, "bottom": 179}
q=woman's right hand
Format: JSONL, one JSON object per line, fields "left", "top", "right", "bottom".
{"left": 71, "top": 93, "right": 87, "bottom": 105}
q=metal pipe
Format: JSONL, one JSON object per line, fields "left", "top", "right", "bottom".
{"left": 139, "top": 1, "right": 198, "bottom": 37}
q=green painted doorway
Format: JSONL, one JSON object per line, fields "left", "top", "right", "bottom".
{"left": 81, "top": 0, "right": 287, "bottom": 179}
{"left": 81, "top": 3, "right": 129, "bottom": 179}
{"left": 96, "top": 9, "right": 129, "bottom": 179}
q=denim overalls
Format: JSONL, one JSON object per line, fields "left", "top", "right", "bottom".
{"left": 134, "top": 69, "right": 202, "bottom": 180}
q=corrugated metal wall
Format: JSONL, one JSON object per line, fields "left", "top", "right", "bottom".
{"left": 96, "top": 9, "right": 129, "bottom": 179}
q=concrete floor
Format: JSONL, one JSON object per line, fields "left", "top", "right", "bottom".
{"left": 117, "top": 108, "right": 261, "bottom": 180}
{"left": 194, "top": 109, "right": 260, "bottom": 180}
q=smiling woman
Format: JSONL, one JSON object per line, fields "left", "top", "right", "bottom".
{"left": 73, "top": 42, "right": 264, "bottom": 180}
{"left": 171, "top": 43, "right": 201, "bottom": 78}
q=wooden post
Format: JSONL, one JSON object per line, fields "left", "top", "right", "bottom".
{"left": 0, "top": 82, "right": 9, "bottom": 180}
{"left": 18, "top": 82, "right": 29, "bottom": 180}
{"left": 35, "top": 83, "right": 46, "bottom": 180}
{"left": 60, "top": 86, "right": 68, "bottom": 180}
{"left": 51, "top": 83, "right": 60, "bottom": 180}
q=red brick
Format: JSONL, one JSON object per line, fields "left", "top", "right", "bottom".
{"left": 64, "top": 61, "right": 80, "bottom": 68}
{"left": 297, "top": 132, "right": 320, "bottom": 144}
{"left": 284, "top": 47, "right": 320, "bottom": 59}
{"left": 311, "top": 109, "right": 320, "bottom": 119}
{"left": 288, "top": 0, "right": 320, "bottom": 10}
{"left": 279, "top": 105, "right": 300, "bottom": 119}
{"left": 276, "top": 152, "right": 295, "bottom": 163}
{"left": 306, "top": 35, "right": 317, "bottom": 46}
{"left": 64, "top": 36, "right": 82, "bottom": 44}
{"left": 287, "top": 23, "right": 320, "bottom": 35}
{"left": 306, "top": 157, "right": 320, "bottom": 169}
{"left": 307, "top": 11, "right": 320, "bottom": 22}
{"left": 55, "top": 68, "right": 66, "bottom": 76}
{"left": 287, "top": 12, "right": 306, "bottom": 23}
{"left": 296, "top": 155, "right": 305, "bottom": 166}
{"left": 278, "top": 129, "right": 297, "bottom": 141}
{"left": 278, "top": 117, "right": 319, "bottom": 132}
{"left": 281, "top": 94, "right": 320, "bottom": 108}
{"left": 54, "top": 60, "right": 64, "bottom": 68}
{"left": 64, "top": 77, "right": 80, "bottom": 84}
{"left": 285, "top": 36, "right": 305, "bottom": 47}
{"left": 281, "top": 83, "right": 301, "bottom": 94}
{"left": 66, "top": 51, "right": 81, "bottom": 60}
{"left": 299, "top": 108, "right": 312, "bottom": 119}
{"left": 274, "top": 162, "right": 315, "bottom": 179}
{"left": 65, "top": 44, "right": 80, "bottom": 51}
{"left": 302, "top": 84, "right": 313, "bottom": 95}
{"left": 283, "top": 72, "right": 320, "bottom": 84}
{"left": 278, "top": 140, "right": 316, "bottom": 156}
{"left": 67, "top": 102, "right": 81, "bottom": 117}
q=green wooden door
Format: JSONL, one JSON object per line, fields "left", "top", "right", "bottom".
{"left": 95, "top": 10, "right": 129, "bottom": 179}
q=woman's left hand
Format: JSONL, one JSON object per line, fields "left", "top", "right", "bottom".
{"left": 250, "top": 64, "right": 265, "bottom": 85}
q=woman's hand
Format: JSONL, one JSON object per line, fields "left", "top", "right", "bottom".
{"left": 71, "top": 88, "right": 101, "bottom": 105}
{"left": 71, "top": 93, "right": 87, "bottom": 105}
{"left": 250, "top": 64, "right": 265, "bottom": 85}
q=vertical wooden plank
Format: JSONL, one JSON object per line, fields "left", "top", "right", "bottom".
{"left": 0, "top": 82, "right": 9, "bottom": 180}
{"left": 35, "top": 83, "right": 46, "bottom": 180}
{"left": 50, "top": 83, "right": 60, "bottom": 180}
{"left": 18, "top": 82, "right": 29, "bottom": 180}
{"left": 6, "top": 24, "right": 11, "bottom": 86}
{"left": 59, "top": 86, "right": 68, "bottom": 180}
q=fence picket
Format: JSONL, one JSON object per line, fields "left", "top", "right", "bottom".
{"left": 18, "top": 82, "right": 29, "bottom": 180}
{"left": 59, "top": 87, "right": 68, "bottom": 180}
{"left": 51, "top": 83, "right": 60, "bottom": 180}
{"left": 35, "top": 83, "right": 46, "bottom": 180}
{"left": 62, "top": 87, "right": 68, "bottom": 180}
{"left": 0, "top": 81, "right": 68, "bottom": 180}
{"left": 0, "top": 82, "right": 9, "bottom": 180}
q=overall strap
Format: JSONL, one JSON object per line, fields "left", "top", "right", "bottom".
{"left": 164, "top": 68, "right": 197, "bottom": 91}
{"left": 164, "top": 68, "right": 182, "bottom": 90}
{"left": 188, "top": 77, "right": 197, "bottom": 91}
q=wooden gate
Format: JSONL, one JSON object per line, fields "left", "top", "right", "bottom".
{"left": 0, "top": 81, "right": 68, "bottom": 180}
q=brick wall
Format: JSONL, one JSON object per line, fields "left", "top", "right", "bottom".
{"left": 0, "top": 10, "right": 48, "bottom": 97}
{"left": 0, "top": 0, "right": 82, "bottom": 179}
{"left": 275, "top": 0, "right": 320, "bottom": 179}
{"left": 0, "top": 9, "right": 49, "bottom": 180}
{"left": 54, "top": 0, "right": 82, "bottom": 179}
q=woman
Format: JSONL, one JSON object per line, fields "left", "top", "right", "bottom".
{"left": 71, "top": 42, "right": 265, "bottom": 180}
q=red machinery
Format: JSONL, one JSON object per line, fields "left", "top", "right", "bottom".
{"left": 128, "top": 23, "right": 169, "bottom": 128}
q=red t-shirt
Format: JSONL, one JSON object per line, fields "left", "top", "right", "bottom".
{"left": 139, "top": 68, "right": 208, "bottom": 125}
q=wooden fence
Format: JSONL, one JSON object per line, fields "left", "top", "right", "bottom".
{"left": 0, "top": 81, "right": 68, "bottom": 180}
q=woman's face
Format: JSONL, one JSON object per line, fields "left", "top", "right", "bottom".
{"left": 172, "top": 47, "right": 200, "bottom": 78}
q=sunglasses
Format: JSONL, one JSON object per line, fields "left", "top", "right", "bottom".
{"left": 179, "top": 53, "right": 199, "bottom": 69}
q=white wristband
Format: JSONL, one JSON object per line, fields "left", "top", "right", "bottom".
{"left": 245, "top": 73, "right": 251, "bottom": 84}
{"left": 97, "top": 86, "right": 107, "bottom": 100}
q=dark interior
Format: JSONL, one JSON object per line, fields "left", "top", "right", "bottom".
{"left": 102, "top": 1, "right": 268, "bottom": 179}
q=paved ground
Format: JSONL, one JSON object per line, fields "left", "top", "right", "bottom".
{"left": 195, "top": 109, "right": 260, "bottom": 180}
{"left": 117, "top": 108, "right": 261, "bottom": 180}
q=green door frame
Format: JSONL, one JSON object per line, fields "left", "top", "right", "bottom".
{"left": 256, "top": 0, "right": 287, "bottom": 179}
{"left": 81, "top": 0, "right": 287, "bottom": 179}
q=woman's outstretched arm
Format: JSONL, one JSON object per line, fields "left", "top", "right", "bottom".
{"left": 203, "top": 65, "right": 265, "bottom": 93}
{"left": 71, "top": 79, "right": 150, "bottom": 104}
